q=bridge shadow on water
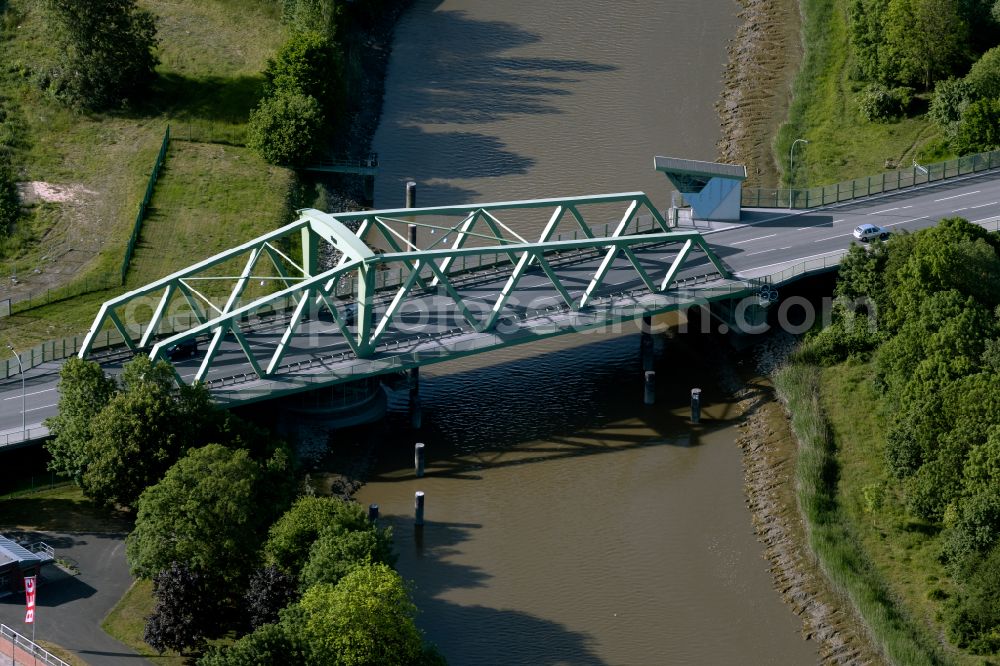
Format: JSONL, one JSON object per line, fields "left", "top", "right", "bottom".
{"left": 375, "top": 1, "right": 618, "bottom": 205}
{"left": 369, "top": 324, "right": 752, "bottom": 482}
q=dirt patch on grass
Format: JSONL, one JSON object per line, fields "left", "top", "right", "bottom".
{"left": 716, "top": 0, "right": 803, "bottom": 187}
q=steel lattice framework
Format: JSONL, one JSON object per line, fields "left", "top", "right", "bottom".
{"left": 79, "top": 192, "right": 731, "bottom": 387}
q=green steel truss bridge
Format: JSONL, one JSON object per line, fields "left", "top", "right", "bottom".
{"left": 78, "top": 192, "right": 757, "bottom": 405}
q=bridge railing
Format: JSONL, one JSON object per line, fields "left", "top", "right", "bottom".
{"left": 743, "top": 149, "right": 1000, "bottom": 209}
{"left": 0, "top": 623, "right": 70, "bottom": 666}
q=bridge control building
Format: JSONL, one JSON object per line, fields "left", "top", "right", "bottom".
{"left": 654, "top": 156, "right": 746, "bottom": 222}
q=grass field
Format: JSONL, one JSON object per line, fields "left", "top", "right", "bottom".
{"left": 0, "top": 0, "right": 295, "bottom": 357}
{"left": 0, "top": 482, "right": 132, "bottom": 533}
{"left": 775, "top": 0, "right": 947, "bottom": 189}
{"left": 773, "top": 361, "right": 947, "bottom": 666}
{"left": 102, "top": 579, "right": 187, "bottom": 665}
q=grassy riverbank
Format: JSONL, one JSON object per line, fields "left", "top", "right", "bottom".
{"left": 774, "top": 0, "right": 944, "bottom": 187}
{"left": 773, "top": 360, "right": 949, "bottom": 665}
{"left": 0, "top": 0, "right": 294, "bottom": 353}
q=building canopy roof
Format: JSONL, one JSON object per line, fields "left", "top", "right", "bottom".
{"left": 654, "top": 156, "right": 747, "bottom": 181}
{"left": 0, "top": 536, "right": 46, "bottom": 566}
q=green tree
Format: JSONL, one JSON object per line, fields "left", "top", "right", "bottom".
{"left": 288, "top": 564, "right": 424, "bottom": 666}
{"left": 848, "top": 0, "right": 890, "bottom": 81}
{"left": 247, "top": 91, "right": 324, "bottom": 165}
{"left": 281, "top": 0, "right": 342, "bottom": 39}
{"left": 265, "top": 31, "right": 344, "bottom": 108}
{"left": 127, "top": 444, "right": 285, "bottom": 581}
{"left": 300, "top": 528, "right": 396, "bottom": 590}
{"left": 44, "top": 357, "right": 117, "bottom": 483}
{"left": 953, "top": 97, "right": 1000, "bottom": 154}
{"left": 885, "top": 218, "right": 1000, "bottom": 330}
{"left": 930, "top": 77, "right": 975, "bottom": 130}
{"left": 965, "top": 45, "right": 1000, "bottom": 100}
{"left": 263, "top": 496, "right": 372, "bottom": 574}
{"left": 41, "top": 0, "right": 159, "bottom": 110}
{"left": 74, "top": 355, "right": 247, "bottom": 508}
{"left": 946, "top": 543, "right": 1000, "bottom": 653}
{"left": 198, "top": 623, "right": 305, "bottom": 666}
{"left": 883, "top": 0, "right": 967, "bottom": 89}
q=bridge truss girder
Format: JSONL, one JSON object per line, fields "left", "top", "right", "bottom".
{"left": 79, "top": 192, "right": 730, "bottom": 387}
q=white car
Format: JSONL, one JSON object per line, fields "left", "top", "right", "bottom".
{"left": 853, "top": 223, "right": 889, "bottom": 242}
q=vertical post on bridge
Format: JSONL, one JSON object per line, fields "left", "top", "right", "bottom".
{"left": 691, "top": 388, "right": 702, "bottom": 424}
{"left": 407, "top": 182, "right": 422, "bottom": 429}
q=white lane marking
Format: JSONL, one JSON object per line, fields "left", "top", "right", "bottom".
{"left": 746, "top": 248, "right": 778, "bottom": 256}
{"left": 779, "top": 246, "right": 793, "bottom": 250}
{"left": 953, "top": 207, "right": 969, "bottom": 212}
{"left": 796, "top": 224, "right": 823, "bottom": 230}
{"left": 730, "top": 233, "right": 777, "bottom": 245}
{"left": 884, "top": 220, "right": 910, "bottom": 227}
{"left": 902, "top": 205, "right": 913, "bottom": 209}
{"left": 743, "top": 250, "right": 846, "bottom": 273}
{"left": 3, "top": 387, "right": 56, "bottom": 401}
{"left": 934, "top": 190, "right": 979, "bottom": 202}
{"left": 970, "top": 201, "right": 999, "bottom": 209}
{"left": 869, "top": 207, "right": 899, "bottom": 215}
{"left": 814, "top": 233, "right": 851, "bottom": 242}
{"left": 21, "top": 403, "right": 58, "bottom": 414}
{"left": 833, "top": 218, "right": 845, "bottom": 223}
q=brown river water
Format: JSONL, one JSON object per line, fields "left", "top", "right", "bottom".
{"left": 357, "top": 1, "right": 818, "bottom": 663}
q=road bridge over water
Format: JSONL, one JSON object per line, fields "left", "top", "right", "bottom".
{"left": 4, "top": 166, "right": 1000, "bottom": 446}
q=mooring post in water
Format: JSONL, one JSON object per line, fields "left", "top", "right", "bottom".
{"left": 405, "top": 180, "right": 417, "bottom": 209}
{"left": 415, "top": 491, "right": 425, "bottom": 526}
{"left": 691, "top": 388, "right": 702, "bottom": 423}
{"left": 410, "top": 395, "right": 423, "bottom": 430}
{"left": 641, "top": 314, "right": 653, "bottom": 371}
{"left": 415, "top": 442, "right": 425, "bottom": 478}
{"left": 368, "top": 503, "right": 379, "bottom": 522}
{"left": 644, "top": 371, "right": 656, "bottom": 405}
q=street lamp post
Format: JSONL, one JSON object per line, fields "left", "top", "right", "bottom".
{"left": 789, "top": 138, "right": 809, "bottom": 208}
{"left": 6, "top": 345, "right": 25, "bottom": 438}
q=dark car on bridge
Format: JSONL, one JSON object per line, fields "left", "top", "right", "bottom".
{"left": 166, "top": 339, "right": 198, "bottom": 360}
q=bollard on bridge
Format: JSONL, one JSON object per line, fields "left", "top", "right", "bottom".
{"left": 368, "top": 503, "right": 379, "bottom": 522}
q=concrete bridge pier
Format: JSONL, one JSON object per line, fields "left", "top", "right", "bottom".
{"left": 281, "top": 377, "right": 387, "bottom": 429}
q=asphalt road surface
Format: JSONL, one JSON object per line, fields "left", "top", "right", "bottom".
{"left": 3, "top": 169, "right": 1000, "bottom": 442}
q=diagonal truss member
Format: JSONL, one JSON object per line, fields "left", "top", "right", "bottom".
{"left": 79, "top": 192, "right": 730, "bottom": 385}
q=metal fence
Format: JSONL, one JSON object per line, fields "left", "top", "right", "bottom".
{"left": 170, "top": 121, "right": 248, "bottom": 146}
{"left": 121, "top": 126, "right": 171, "bottom": 282}
{"left": 0, "top": 623, "right": 70, "bottom": 666}
{"left": 743, "top": 149, "right": 1000, "bottom": 209}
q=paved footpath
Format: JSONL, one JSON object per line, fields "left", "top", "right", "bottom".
{"left": 0, "top": 531, "right": 151, "bottom": 666}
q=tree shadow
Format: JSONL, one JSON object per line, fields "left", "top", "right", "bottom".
{"left": 374, "top": 5, "right": 618, "bottom": 207}
{"left": 126, "top": 72, "right": 266, "bottom": 123}
{"left": 381, "top": 517, "right": 607, "bottom": 665}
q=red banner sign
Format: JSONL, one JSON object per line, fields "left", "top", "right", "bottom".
{"left": 24, "top": 576, "right": 35, "bottom": 624}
